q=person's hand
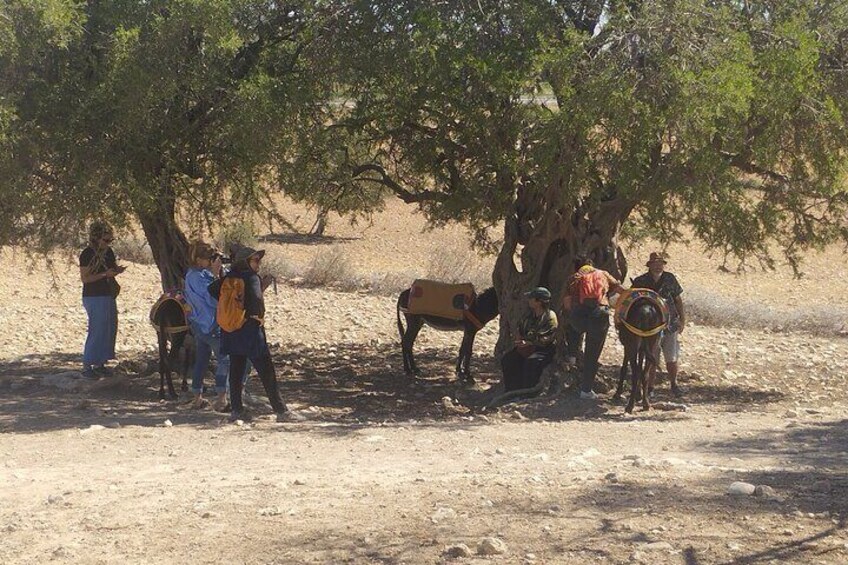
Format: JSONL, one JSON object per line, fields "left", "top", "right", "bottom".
{"left": 114, "top": 265, "right": 127, "bottom": 274}
{"left": 104, "top": 268, "right": 119, "bottom": 278}
{"left": 260, "top": 274, "right": 275, "bottom": 291}
{"left": 211, "top": 256, "right": 223, "bottom": 278}
{"left": 678, "top": 319, "right": 686, "bottom": 334}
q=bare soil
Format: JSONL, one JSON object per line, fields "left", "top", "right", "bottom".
{"left": 1, "top": 202, "right": 847, "bottom": 564}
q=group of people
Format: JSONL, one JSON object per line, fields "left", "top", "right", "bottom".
{"left": 79, "top": 221, "right": 295, "bottom": 422}
{"left": 501, "top": 252, "right": 686, "bottom": 398}
{"left": 79, "top": 219, "right": 684, "bottom": 418}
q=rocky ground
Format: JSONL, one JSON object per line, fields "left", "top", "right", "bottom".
{"left": 1, "top": 203, "right": 847, "bottom": 564}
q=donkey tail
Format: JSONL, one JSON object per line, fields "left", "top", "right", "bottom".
{"left": 396, "top": 290, "right": 408, "bottom": 341}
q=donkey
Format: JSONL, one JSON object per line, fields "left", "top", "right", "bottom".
{"left": 396, "top": 286, "right": 499, "bottom": 381}
{"left": 613, "top": 296, "right": 665, "bottom": 413}
{"left": 150, "top": 294, "right": 194, "bottom": 400}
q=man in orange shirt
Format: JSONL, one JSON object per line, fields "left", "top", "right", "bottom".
{"left": 562, "top": 256, "right": 623, "bottom": 399}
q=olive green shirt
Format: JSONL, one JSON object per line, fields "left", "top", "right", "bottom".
{"left": 519, "top": 309, "right": 558, "bottom": 348}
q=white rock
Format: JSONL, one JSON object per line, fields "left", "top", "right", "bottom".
{"left": 444, "top": 543, "right": 472, "bottom": 558}
{"left": 643, "top": 541, "right": 675, "bottom": 551}
{"left": 431, "top": 507, "right": 457, "bottom": 524}
{"left": 80, "top": 424, "right": 105, "bottom": 434}
{"left": 727, "top": 482, "right": 756, "bottom": 496}
{"left": 163, "top": 419, "right": 173, "bottom": 427}
{"left": 477, "top": 537, "right": 507, "bottom": 556}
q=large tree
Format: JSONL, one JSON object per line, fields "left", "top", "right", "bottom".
{"left": 282, "top": 0, "right": 848, "bottom": 348}
{"left": 0, "top": 0, "right": 329, "bottom": 288}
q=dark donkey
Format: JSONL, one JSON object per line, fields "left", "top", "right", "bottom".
{"left": 613, "top": 295, "right": 666, "bottom": 413}
{"left": 150, "top": 293, "right": 194, "bottom": 399}
{"left": 397, "top": 286, "right": 499, "bottom": 381}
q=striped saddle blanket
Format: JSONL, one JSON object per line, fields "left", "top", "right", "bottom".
{"left": 149, "top": 290, "right": 192, "bottom": 334}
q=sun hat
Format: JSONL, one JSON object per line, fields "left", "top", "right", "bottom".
{"left": 525, "top": 287, "right": 552, "bottom": 301}
{"left": 646, "top": 252, "right": 667, "bottom": 267}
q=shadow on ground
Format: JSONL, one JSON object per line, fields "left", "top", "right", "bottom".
{"left": 0, "top": 342, "right": 787, "bottom": 434}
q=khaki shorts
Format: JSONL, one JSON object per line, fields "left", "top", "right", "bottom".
{"left": 660, "top": 330, "right": 680, "bottom": 363}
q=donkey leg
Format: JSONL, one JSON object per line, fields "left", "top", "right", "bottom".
{"left": 625, "top": 357, "right": 639, "bottom": 414}
{"left": 613, "top": 362, "right": 627, "bottom": 401}
{"left": 157, "top": 331, "right": 168, "bottom": 400}
{"left": 462, "top": 331, "right": 477, "bottom": 383}
{"left": 404, "top": 318, "right": 424, "bottom": 376}
{"left": 165, "top": 334, "right": 183, "bottom": 399}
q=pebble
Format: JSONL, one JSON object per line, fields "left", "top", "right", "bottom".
{"left": 47, "top": 494, "right": 64, "bottom": 505}
{"left": 643, "top": 541, "right": 675, "bottom": 551}
{"left": 444, "top": 543, "right": 472, "bottom": 558}
{"left": 163, "top": 419, "right": 173, "bottom": 428}
{"left": 258, "top": 506, "right": 282, "bottom": 516}
{"left": 80, "top": 424, "right": 106, "bottom": 434}
{"left": 727, "top": 482, "right": 756, "bottom": 496}
{"left": 754, "top": 485, "right": 778, "bottom": 499}
{"left": 431, "top": 507, "right": 457, "bottom": 523}
{"left": 477, "top": 537, "right": 507, "bottom": 556}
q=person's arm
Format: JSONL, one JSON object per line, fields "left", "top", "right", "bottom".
{"left": 79, "top": 249, "right": 118, "bottom": 284}
{"left": 605, "top": 271, "right": 624, "bottom": 294}
{"left": 530, "top": 311, "right": 558, "bottom": 347}
{"left": 674, "top": 295, "right": 685, "bottom": 333}
{"left": 246, "top": 274, "right": 265, "bottom": 320}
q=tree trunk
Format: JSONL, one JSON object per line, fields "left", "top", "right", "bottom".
{"left": 138, "top": 194, "right": 190, "bottom": 291}
{"left": 493, "top": 183, "right": 633, "bottom": 356}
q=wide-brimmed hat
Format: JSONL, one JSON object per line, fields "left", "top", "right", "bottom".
{"left": 646, "top": 252, "right": 667, "bottom": 267}
{"left": 232, "top": 245, "right": 266, "bottom": 264}
{"left": 525, "top": 287, "right": 552, "bottom": 301}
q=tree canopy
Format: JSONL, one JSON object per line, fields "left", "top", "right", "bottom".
{"left": 2, "top": 1, "right": 847, "bottom": 337}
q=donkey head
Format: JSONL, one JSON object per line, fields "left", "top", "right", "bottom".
{"left": 472, "top": 287, "right": 499, "bottom": 325}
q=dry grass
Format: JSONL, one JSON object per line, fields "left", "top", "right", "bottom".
{"left": 300, "top": 246, "right": 360, "bottom": 290}
{"left": 686, "top": 283, "right": 847, "bottom": 336}
{"left": 111, "top": 235, "right": 154, "bottom": 265}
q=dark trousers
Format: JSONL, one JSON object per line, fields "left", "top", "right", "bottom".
{"left": 566, "top": 305, "right": 610, "bottom": 393}
{"left": 501, "top": 347, "right": 554, "bottom": 392}
{"left": 229, "top": 354, "right": 286, "bottom": 414}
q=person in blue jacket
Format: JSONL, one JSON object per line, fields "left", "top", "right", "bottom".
{"left": 184, "top": 241, "right": 231, "bottom": 410}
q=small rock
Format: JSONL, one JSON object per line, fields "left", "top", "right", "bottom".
{"left": 477, "top": 537, "right": 507, "bottom": 556}
{"left": 643, "top": 541, "right": 674, "bottom": 551}
{"left": 444, "top": 543, "right": 472, "bottom": 558}
{"left": 431, "top": 507, "right": 457, "bottom": 524}
{"left": 80, "top": 424, "right": 105, "bottom": 435}
{"left": 605, "top": 472, "right": 619, "bottom": 483}
{"left": 293, "top": 479, "right": 306, "bottom": 486}
{"left": 163, "top": 419, "right": 173, "bottom": 428}
{"left": 47, "top": 494, "right": 63, "bottom": 505}
{"left": 727, "top": 482, "right": 756, "bottom": 496}
{"left": 258, "top": 506, "right": 282, "bottom": 516}
{"left": 754, "top": 485, "right": 777, "bottom": 499}
{"left": 785, "top": 410, "right": 799, "bottom": 418}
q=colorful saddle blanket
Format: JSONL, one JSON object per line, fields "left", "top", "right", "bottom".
{"left": 149, "top": 289, "right": 192, "bottom": 334}
{"left": 404, "top": 279, "right": 476, "bottom": 321}
{"left": 613, "top": 288, "right": 669, "bottom": 337}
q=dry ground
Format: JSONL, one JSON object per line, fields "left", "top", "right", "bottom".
{"left": 1, "top": 201, "right": 847, "bottom": 564}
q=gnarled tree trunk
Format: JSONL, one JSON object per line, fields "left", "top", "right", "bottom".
{"left": 138, "top": 183, "right": 190, "bottom": 291}
{"left": 493, "top": 180, "right": 633, "bottom": 356}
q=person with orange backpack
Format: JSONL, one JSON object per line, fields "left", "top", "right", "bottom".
{"left": 562, "top": 255, "right": 623, "bottom": 400}
{"left": 209, "top": 246, "right": 294, "bottom": 422}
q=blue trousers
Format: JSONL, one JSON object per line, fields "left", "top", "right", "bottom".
{"left": 82, "top": 296, "right": 117, "bottom": 368}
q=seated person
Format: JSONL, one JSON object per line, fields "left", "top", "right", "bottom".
{"left": 501, "top": 287, "right": 558, "bottom": 392}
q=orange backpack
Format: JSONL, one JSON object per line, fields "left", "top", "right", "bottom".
{"left": 216, "top": 276, "right": 247, "bottom": 332}
{"left": 571, "top": 267, "right": 608, "bottom": 304}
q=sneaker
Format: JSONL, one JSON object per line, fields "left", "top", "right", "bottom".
{"left": 228, "top": 410, "right": 253, "bottom": 423}
{"left": 81, "top": 367, "right": 98, "bottom": 380}
{"left": 275, "top": 410, "right": 306, "bottom": 423}
{"left": 93, "top": 366, "right": 114, "bottom": 377}
{"left": 579, "top": 390, "right": 600, "bottom": 400}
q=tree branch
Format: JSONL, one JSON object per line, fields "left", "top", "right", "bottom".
{"left": 350, "top": 163, "right": 447, "bottom": 204}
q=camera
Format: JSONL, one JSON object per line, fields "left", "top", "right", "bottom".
{"left": 211, "top": 252, "right": 232, "bottom": 264}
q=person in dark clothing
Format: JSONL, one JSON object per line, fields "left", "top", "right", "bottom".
{"left": 563, "top": 256, "right": 623, "bottom": 400}
{"left": 632, "top": 252, "right": 686, "bottom": 394}
{"left": 79, "top": 220, "right": 125, "bottom": 379}
{"left": 209, "top": 246, "right": 297, "bottom": 422}
{"left": 501, "top": 287, "right": 558, "bottom": 392}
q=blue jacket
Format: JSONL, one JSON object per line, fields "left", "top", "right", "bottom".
{"left": 184, "top": 268, "right": 218, "bottom": 336}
